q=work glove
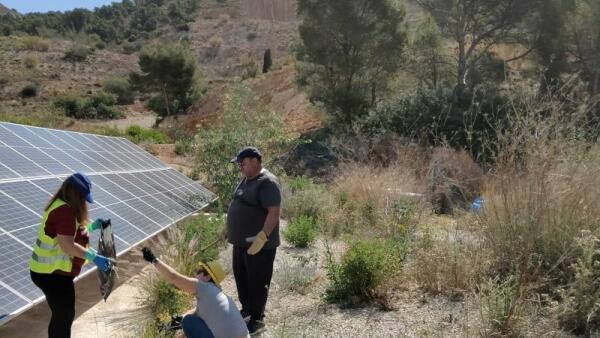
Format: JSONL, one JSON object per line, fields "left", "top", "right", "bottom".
{"left": 87, "top": 218, "right": 110, "bottom": 232}
{"left": 142, "top": 247, "right": 157, "bottom": 264}
{"left": 246, "top": 230, "right": 268, "bottom": 255}
{"left": 85, "top": 249, "right": 112, "bottom": 272}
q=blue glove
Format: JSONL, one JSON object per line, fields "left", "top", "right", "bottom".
{"left": 85, "top": 249, "right": 111, "bottom": 272}
{"left": 88, "top": 218, "right": 108, "bottom": 232}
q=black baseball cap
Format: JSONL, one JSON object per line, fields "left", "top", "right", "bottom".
{"left": 230, "top": 146, "right": 262, "bottom": 163}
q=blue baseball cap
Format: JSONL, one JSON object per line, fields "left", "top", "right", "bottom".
{"left": 230, "top": 146, "right": 262, "bottom": 163}
{"left": 67, "top": 172, "right": 94, "bottom": 204}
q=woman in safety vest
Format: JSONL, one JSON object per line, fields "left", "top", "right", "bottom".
{"left": 29, "top": 172, "right": 112, "bottom": 338}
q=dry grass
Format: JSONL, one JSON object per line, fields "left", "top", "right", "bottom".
{"left": 325, "top": 160, "right": 425, "bottom": 237}
{"left": 480, "top": 86, "right": 600, "bottom": 283}
{"left": 23, "top": 55, "right": 38, "bottom": 69}
{"left": 409, "top": 219, "right": 487, "bottom": 300}
{"left": 20, "top": 36, "right": 50, "bottom": 52}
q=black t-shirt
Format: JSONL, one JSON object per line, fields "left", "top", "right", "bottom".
{"left": 226, "top": 169, "right": 281, "bottom": 249}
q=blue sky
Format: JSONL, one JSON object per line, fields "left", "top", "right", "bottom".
{"left": 2, "top": 0, "right": 117, "bottom": 14}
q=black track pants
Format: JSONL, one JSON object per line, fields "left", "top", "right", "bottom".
{"left": 30, "top": 270, "right": 76, "bottom": 338}
{"left": 232, "top": 246, "right": 276, "bottom": 322}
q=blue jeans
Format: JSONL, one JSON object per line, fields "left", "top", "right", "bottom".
{"left": 182, "top": 314, "right": 214, "bottom": 338}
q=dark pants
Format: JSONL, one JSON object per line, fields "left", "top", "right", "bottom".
{"left": 232, "top": 246, "right": 276, "bottom": 323}
{"left": 181, "top": 314, "right": 214, "bottom": 338}
{"left": 30, "top": 271, "right": 76, "bottom": 338}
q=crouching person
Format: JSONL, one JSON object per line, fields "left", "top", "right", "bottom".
{"left": 141, "top": 247, "right": 250, "bottom": 338}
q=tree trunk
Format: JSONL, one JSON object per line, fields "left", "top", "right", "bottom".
{"left": 162, "top": 84, "right": 171, "bottom": 117}
{"left": 457, "top": 42, "right": 467, "bottom": 90}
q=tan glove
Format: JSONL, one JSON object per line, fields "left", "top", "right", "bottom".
{"left": 246, "top": 231, "right": 268, "bottom": 255}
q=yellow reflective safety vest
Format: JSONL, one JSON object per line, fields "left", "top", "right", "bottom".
{"left": 29, "top": 199, "right": 78, "bottom": 274}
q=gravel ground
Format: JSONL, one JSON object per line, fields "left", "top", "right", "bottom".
{"left": 1, "top": 218, "right": 574, "bottom": 338}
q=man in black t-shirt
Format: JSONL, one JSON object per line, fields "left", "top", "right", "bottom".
{"left": 227, "top": 146, "right": 281, "bottom": 336}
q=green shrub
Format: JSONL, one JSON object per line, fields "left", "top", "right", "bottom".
{"left": 63, "top": 46, "right": 91, "bottom": 62}
{"left": 102, "top": 78, "right": 136, "bottom": 105}
{"left": 479, "top": 276, "right": 524, "bottom": 337}
{"left": 21, "top": 36, "right": 50, "bottom": 51}
{"left": 53, "top": 92, "right": 123, "bottom": 119}
{"left": 121, "top": 40, "right": 143, "bottom": 54}
{"left": 124, "top": 125, "right": 169, "bottom": 144}
{"left": 130, "top": 43, "right": 202, "bottom": 119}
{"left": 95, "top": 41, "right": 106, "bottom": 50}
{"left": 284, "top": 215, "right": 317, "bottom": 248}
{"left": 20, "top": 84, "right": 38, "bottom": 98}
{"left": 53, "top": 94, "right": 84, "bottom": 117}
{"left": 88, "top": 91, "right": 117, "bottom": 107}
{"left": 174, "top": 135, "right": 194, "bottom": 155}
{"left": 95, "top": 103, "right": 123, "bottom": 119}
{"left": 179, "top": 214, "right": 226, "bottom": 265}
{"left": 286, "top": 176, "right": 313, "bottom": 192}
{"left": 193, "top": 84, "right": 293, "bottom": 208}
{"left": 139, "top": 278, "right": 192, "bottom": 326}
{"left": 282, "top": 176, "right": 330, "bottom": 221}
{"left": 325, "top": 239, "right": 401, "bottom": 307}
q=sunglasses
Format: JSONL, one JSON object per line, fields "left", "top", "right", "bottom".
{"left": 196, "top": 268, "right": 207, "bottom": 275}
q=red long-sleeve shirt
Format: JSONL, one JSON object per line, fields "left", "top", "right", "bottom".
{"left": 44, "top": 204, "right": 89, "bottom": 276}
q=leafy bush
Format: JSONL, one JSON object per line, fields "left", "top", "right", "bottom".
{"left": 193, "top": 84, "right": 293, "bottom": 208}
{"left": 21, "top": 36, "right": 50, "bottom": 51}
{"left": 174, "top": 135, "right": 194, "bottom": 155}
{"left": 179, "top": 214, "right": 226, "bottom": 264}
{"left": 53, "top": 91, "right": 123, "bottom": 119}
{"left": 282, "top": 176, "right": 331, "bottom": 221}
{"left": 130, "top": 43, "right": 202, "bottom": 119}
{"left": 125, "top": 125, "right": 169, "bottom": 144}
{"left": 94, "top": 103, "right": 123, "bottom": 119}
{"left": 95, "top": 40, "right": 106, "bottom": 50}
{"left": 20, "top": 84, "right": 38, "bottom": 98}
{"left": 284, "top": 215, "right": 317, "bottom": 248}
{"left": 63, "top": 46, "right": 92, "bottom": 62}
{"left": 103, "top": 77, "right": 135, "bottom": 105}
{"left": 121, "top": 40, "right": 143, "bottom": 54}
{"left": 325, "top": 239, "right": 401, "bottom": 307}
{"left": 361, "top": 86, "right": 508, "bottom": 161}
{"left": 53, "top": 94, "right": 84, "bottom": 117}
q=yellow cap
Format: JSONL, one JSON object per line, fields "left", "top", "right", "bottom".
{"left": 198, "top": 260, "right": 226, "bottom": 287}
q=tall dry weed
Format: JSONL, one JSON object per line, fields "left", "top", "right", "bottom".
{"left": 480, "top": 84, "right": 600, "bottom": 286}
{"left": 328, "top": 160, "right": 425, "bottom": 237}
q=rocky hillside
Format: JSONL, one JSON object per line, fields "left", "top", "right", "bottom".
{"left": 0, "top": 0, "right": 308, "bottom": 133}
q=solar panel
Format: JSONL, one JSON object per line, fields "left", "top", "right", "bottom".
{"left": 0, "top": 122, "right": 215, "bottom": 323}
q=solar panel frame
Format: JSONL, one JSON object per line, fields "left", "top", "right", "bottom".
{"left": 0, "top": 122, "right": 216, "bottom": 323}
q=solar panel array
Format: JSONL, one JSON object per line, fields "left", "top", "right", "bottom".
{"left": 0, "top": 122, "right": 215, "bottom": 321}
